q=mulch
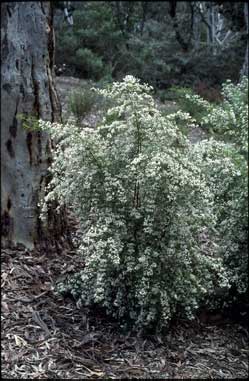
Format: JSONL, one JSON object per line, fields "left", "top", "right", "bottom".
{"left": 1, "top": 242, "right": 248, "bottom": 379}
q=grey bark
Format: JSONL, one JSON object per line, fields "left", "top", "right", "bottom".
{"left": 1, "top": 2, "right": 62, "bottom": 249}
{"left": 193, "top": 7, "right": 200, "bottom": 50}
{"left": 241, "top": 2, "right": 248, "bottom": 77}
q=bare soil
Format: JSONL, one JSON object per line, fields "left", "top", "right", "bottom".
{"left": 55, "top": 75, "right": 86, "bottom": 119}
{"left": 55, "top": 75, "right": 208, "bottom": 144}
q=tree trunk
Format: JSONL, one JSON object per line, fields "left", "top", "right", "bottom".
{"left": 1, "top": 2, "right": 63, "bottom": 249}
{"left": 193, "top": 4, "right": 201, "bottom": 50}
{"left": 241, "top": 2, "right": 248, "bottom": 77}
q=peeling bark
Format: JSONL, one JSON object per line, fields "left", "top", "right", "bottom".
{"left": 1, "top": 2, "right": 64, "bottom": 249}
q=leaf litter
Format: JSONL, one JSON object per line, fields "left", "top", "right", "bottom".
{"left": 1, "top": 241, "right": 248, "bottom": 379}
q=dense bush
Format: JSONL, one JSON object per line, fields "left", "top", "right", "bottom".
{"left": 39, "top": 76, "right": 234, "bottom": 331}
{"left": 202, "top": 77, "right": 248, "bottom": 152}
{"left": 171, "top": 77, "right": 248, "bottom": 143}
{"left": 165, "top": 86, "right": 212, "bottom": 126}
{"left": 68, "top": 85, "right": 99, "bottom": 123}
{"left": 187, "top": 77, "right": 248, "bottom": 304}
{"left": 190, "top": 140, "right": 248, "bottom": 305}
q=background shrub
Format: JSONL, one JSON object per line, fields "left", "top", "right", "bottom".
{"left": 166, "top": 86, "right": 212, "bottom": 126}
{"left": 203, "top": 77, "right": 248, "bottom": 152}
{"left": 68, "top": 85, "right": 99, "bottom": 123}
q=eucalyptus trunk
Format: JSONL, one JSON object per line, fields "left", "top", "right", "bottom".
{"left": 1, "top": 2, "right": 64, "bottom": 249}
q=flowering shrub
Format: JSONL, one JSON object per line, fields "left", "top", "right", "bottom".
{"left": 167, "top": 86, "right": 213, "bottom": 126}
{"left": 189, "top": 141, "right": 248, "bottom": 304}
{"left": 181, "top": 76, "right": 248, "bottom": 153}
{"left": 187, "top": 77, "right": 248, "bottom": 305}
{"left": 37, "top": 76, "right": 233, "bottom": 330}
{"left": 202, "top": 77, "right": 248, "bottom": 154}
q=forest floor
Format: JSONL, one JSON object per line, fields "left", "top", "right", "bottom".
{"left": 56, "top": 76, "right": 207, "bottom": 143}
{"left": 55, "top": 75, "right": 208, "bottom": 144}
{"left": 2, "top": 76, "right": 248, "bottom": 379}
{"left": 1, "top": 245, "right": 248, "bottom": 379}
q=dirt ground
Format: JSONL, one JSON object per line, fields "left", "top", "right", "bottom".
{"left": 1, "top": 245, "right": 248, "bottom": 379}
{"left": 55, "top": 75, "right": 208, "bottom": 143}
{"left": 55, "top": 75, "right": 84, "bottom": 118}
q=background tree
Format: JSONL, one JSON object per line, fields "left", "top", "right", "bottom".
{"left": 1, "top": 2, "right": 64, "bottom": 249}
{"left": 241, "top": 2, "right": 248, "bottom": 76}
{"left": 54, "top": 1, "right": 247, "bottom": 89}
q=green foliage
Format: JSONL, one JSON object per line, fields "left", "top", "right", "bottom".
{"left": 166, "top": 86, "right": 213, "bottom": 126}
{"left": 39, "top": 76, "right": 232, "bottom": 331}
{"left": 68, "top": 85, "right": 99, "bottom": 123}
{"left": 203, "top": 77, "right": 248, "bottom": 153}
{"left": 115, "top": 24, "right": 174, "bottom": 88}
{"left": 55, "top": 2, "right": 122, "bottom": 80}
{"left": 188, "top": 77, "right": 248, "bottom": 304}
{"left": 190, "top": 140, "right": 248, "bottom": 304}
{"left": 54, "top": 2, "right": 246, "bottom": 88}
{"left": 17, "top": 114, "right": 40, "bottom": 131}
{"left": 75, "top": 48, "right": 104, "bottom": 79}
{"left": 183, "top": 76, "right": 248, "bottom": 151}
